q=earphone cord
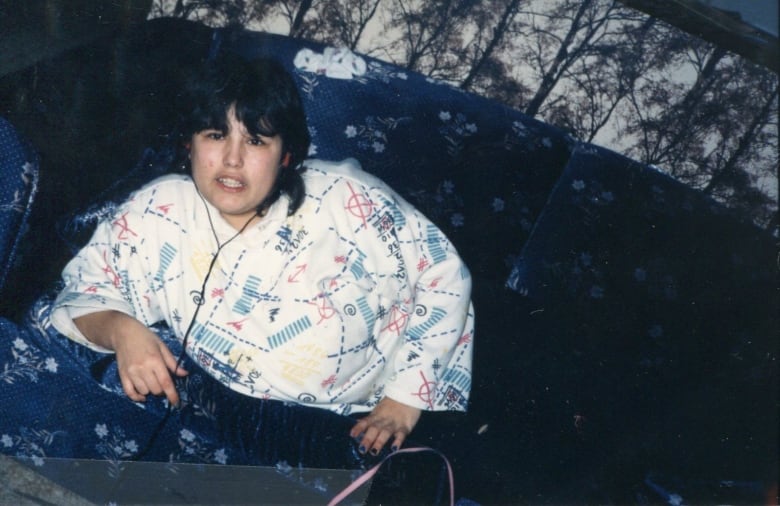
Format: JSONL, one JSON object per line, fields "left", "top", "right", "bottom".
{"left": 131, "top": 196, "right": 257, "bottom": 462}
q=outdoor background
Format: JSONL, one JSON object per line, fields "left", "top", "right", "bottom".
{"left": 146, "top": 0, "right": 779, "bottom": 234}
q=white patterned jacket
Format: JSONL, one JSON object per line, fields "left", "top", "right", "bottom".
{"left": 52, "top": 159, "right": 474, "bottom": 415}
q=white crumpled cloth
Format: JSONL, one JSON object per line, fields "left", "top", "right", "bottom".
{"left": 293, "top": 47, "right": 367, "bottom": 79}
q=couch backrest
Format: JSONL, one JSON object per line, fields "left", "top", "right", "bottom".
{"left": 56, "top": 26, "right": 577, "bottom": 287}
{"left": 0, "top": 117, "right": 39, "bottom": 295}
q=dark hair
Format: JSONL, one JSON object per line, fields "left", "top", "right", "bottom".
{"left": 177, "top": 54, "right": 310, "bottom": 214}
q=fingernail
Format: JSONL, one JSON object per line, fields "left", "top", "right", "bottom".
{"left": 358, "top": 445, "right": 366, "bottom": 454}
{"left": 369, "top": 448, "right": 378, "bottom": 456}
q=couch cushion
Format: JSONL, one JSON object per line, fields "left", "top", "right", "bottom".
{"left": 505, "top": 143, "right": 777, "bottom": 493}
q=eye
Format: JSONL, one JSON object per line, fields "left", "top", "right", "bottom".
{"left": 202, "top": 130, "right": 224, "bottom": 140}
{"left": 247, "top": 136, "right": 264, "bottom": 146}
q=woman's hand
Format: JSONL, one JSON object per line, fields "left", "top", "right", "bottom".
{"left": 112, "top": 321, "right": 188, "bottom": 406}
{"left": 75, "top": 311, "right": 188, "bottom": 406}
{"left": 350, "top": 397, "right": 421, "bottom": 456}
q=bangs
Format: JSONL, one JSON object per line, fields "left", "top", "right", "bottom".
{"left": 233, "top": 100, "right": 280, "bottom": 139}
{"left": 189, "top": 98, "right": 279, "bottom": 139}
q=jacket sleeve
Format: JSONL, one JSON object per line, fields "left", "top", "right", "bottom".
{"left": 50, "top": 197, "right": 165, "bottom": 353}
{"left": 373, "top": 186, "right": 475, "bottom": 412}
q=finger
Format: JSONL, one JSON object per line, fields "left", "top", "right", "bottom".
{"left": 358, "top": 426, "right": 380, "bottom": 455}
{"left": 154, "top": 366, "right": 180, "bottom": 407}
{"left": 140, "top": 370, "right": 164, "bottom": 396}
{"left": 368, "top": 429, "right": 393, "bottom": 456}
{"left": 120, "top": 374, "right": 146, "bottom": 402}
{"left": 160, "top": 342, "right": 188, "bottom": 376}
{"left": 390, "top": 430, "right": 408, "bottom": 452}
{"left": 350, "top": 418, "right": 369, "bottom": 439}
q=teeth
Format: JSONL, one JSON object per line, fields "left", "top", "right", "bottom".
{"left": 218, "top": 177, "right": 244, "bottom": 188}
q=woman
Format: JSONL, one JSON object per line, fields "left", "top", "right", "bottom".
{"left": 51, "top": 53, "right": 474, "bottom": 460}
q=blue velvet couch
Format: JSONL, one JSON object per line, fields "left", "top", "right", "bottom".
{"left": 1, "top": 19, "right": 776, "bottom": 505}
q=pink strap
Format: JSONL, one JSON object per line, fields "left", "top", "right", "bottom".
{"left": 328, "top": 446, "right": 454, "bottom": 506}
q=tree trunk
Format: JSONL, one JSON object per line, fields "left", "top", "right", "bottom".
{"left": 703, "top": 87, "right": 778, "bottom": 195}
{"left": 524, "top": 0, "right": 591, "bottom": 117}
{"left": 460, "top": 0, "right": 522, "bottom": 91}
{"left": 290, "top": 0, "right": 313, "bottom": 37}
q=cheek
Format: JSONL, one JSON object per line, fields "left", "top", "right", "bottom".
{"left": 190, "top": 162, "right": 210, "bottom": 186}
{"left": 191, "top": 151, "right": 216, "bottom": 173}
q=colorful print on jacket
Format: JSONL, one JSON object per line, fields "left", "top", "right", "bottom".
{"left": 52, "top": 158, "right": 474, "bottom": 415}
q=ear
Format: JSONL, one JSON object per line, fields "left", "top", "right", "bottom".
{"left": 281, "top": 152, "right": 292, "bottom": 168}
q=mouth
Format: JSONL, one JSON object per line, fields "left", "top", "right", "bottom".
{"left": 217, "top": 177, "right": 245, "bottom": 190}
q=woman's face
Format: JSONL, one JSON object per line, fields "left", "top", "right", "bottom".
{"left": 190, "top": 106, "right": 284, "bottom": 230}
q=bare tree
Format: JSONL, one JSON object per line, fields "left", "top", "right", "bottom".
{"left": 622, "top": 38, "right": 725, "bottom": 173}
{"left": 459, "top": 0, "right": 524, "bottom": 92}
{"left": 383, "top": 0, "right": 476, "bottom": 80}
{"left": 517, "top": 0, "right": 632, "bottom": 118}
{"left": 545, "top": 15, "right": 660, "bottom": 142}
{"left": 617, "top": 28, "right": 778, "bottom": 226}
{"left": 699, "top": 63, "right": 778, "bottom": 224}
{"left": 149, "top": 0, "right": 273, "bottom": 27}
{"left": 269, "top": 0, "right": 315, "bottom": 36}
{"left": 459, "top": 54, "right": 531, "bottom": 109}
{"left": 301, "top": 0, "right": 383, "bottom": 50}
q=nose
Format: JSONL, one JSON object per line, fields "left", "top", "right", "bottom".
{"left": 223, "top": 139, "right": 244, "bottom": 168}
